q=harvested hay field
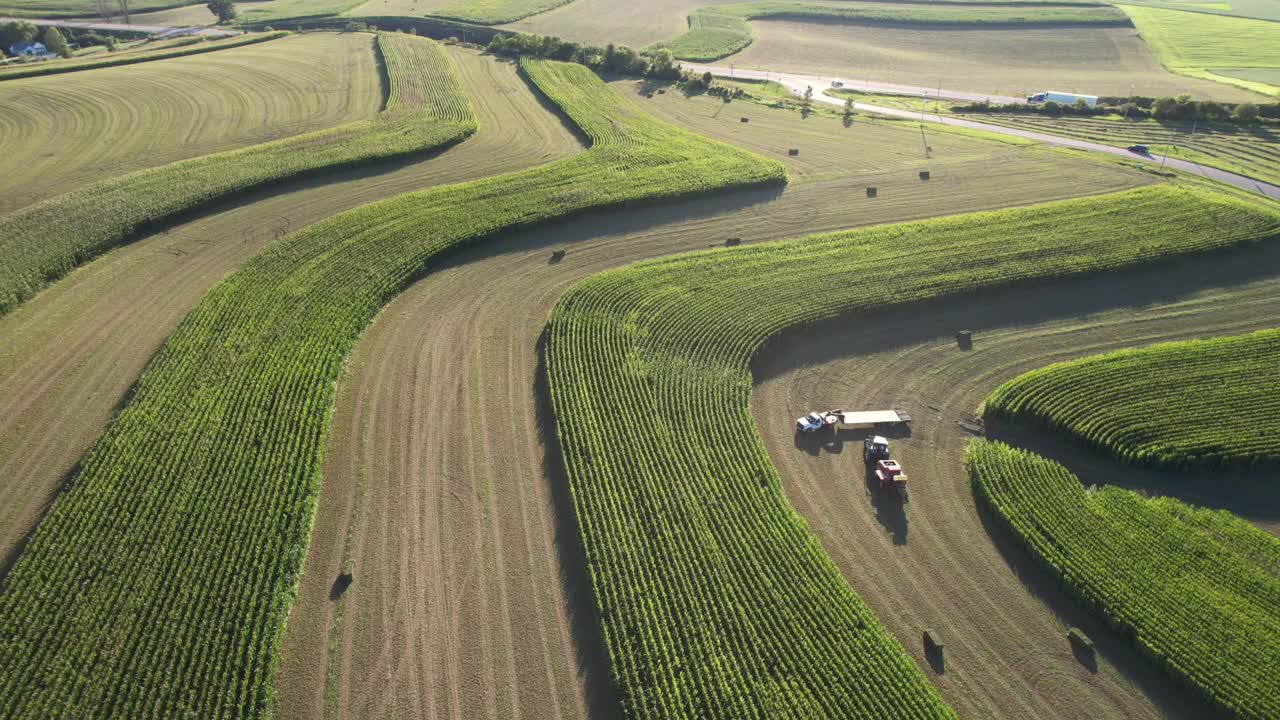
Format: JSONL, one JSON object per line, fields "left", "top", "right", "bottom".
{"left": 281, "top": 105, "right": 1149, "bottom": 719}
{"left": 504, "top": 0, "right": 707, "bottom": 48}
{"left": 349, "top": 0, "right": 573, "bottom": 23}
{"left": 729, "top": 20, "right": 1262, "bottom": 101}
{"left": 0, "top": 32, "right": 381, "bottom": 213}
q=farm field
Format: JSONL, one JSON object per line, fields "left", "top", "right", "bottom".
{"left": 984, "top": 329, "right": 1280, "bottom": 468}
{"left": 950, "top": 114, "right": 1280, "bottom": 187}
{"left": 752, "top": 228, "right": 1280, "bottom": 719}
{"left": 0, "top": 57, "right": 790, "bottom": 718}
{"left": 0, "top": 31, "right": 290, "bottom": 81}
{"left": 729, "top": 20, "right": 1264, "bottom": 101}
{"left": 0, "top": 42, "right": 583, "bottom": 672}
{"left": 1120, "top": 5, "right": 1280, "bottom": 96}
{"left": 653, "top": 2, "right": 1130, "bottom": 62}
{"left": 347, "top": 0, "right": 575, "bottom": 23}
{"left": 504, "top": 0, "right": 707, "bottom": 47}
{"left": 969, "top": 441, "right": 1280, "bottom": 719}
{"left": 0, "top": 0, "right": 192, "bottom": 17}
{"left": 545, "top": 185, "right": 1278, "bottom": 719}
{"left": 0, "top": 31, "right": 378, "bottom": 214}
{"left": 274, "top": 88, "right": 1152, "bottom": 720}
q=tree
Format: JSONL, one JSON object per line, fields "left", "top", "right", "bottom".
{"left": 207, "top": 0, "right": 236, "bottom": 23}
{"left": 649, "top": 48, "right": 676, "bottom": 79}
{"left": 1232, "top": 102, "right": 1259, "bottom": 123}
{"left": 1, "top": 20, "right": 39, "bottom": 50}
{"left": 118, "top": 0, "right": 130, "bottom": 25}
{"left": 42, "top": 26, "right": 71, "bottom": 57}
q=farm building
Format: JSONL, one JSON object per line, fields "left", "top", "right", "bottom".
{"left": 8, "top": 41, "right": 49, "bottom": 57}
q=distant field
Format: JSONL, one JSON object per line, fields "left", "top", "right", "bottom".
{"left": 1121, "top": 0, "right": 1280, "bottom": 22}
{"left": 1120, "top": 5, "right": 1280, "bottom": 96}
{"left": 0, "top": 31, "right": 288, "bottom": 81}
{"left": 0, "top": 32, "right": 380, "bottom": 214}
{"left": 505, "top": 0, "right": 705, "bottom": 47}
{"left": 654, "top": 2, "right": 1131, "bottom": 61}
{"left": 235, "top": 0, "right": 364, "bottom": 22}
{"left": 984, "top": 329, "right": 1280, "bottom": 468}
{"left": 730, "top": 21, "right": 1261, "bottom": 101}
{"left": 0, "top": 0, "right": 193, "bottom": 17}
{"left": 348, "top": 0, "right": 573, "bottom": 23}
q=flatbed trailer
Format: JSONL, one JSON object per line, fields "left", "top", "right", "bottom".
{"left": 824, "top": 409, "right": 911, "bottom": 428}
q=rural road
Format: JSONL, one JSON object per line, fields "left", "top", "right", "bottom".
{"left": 692, "top": 64, "right": 1280, "bottom": 200}
{"left": 0, "top": 16, "right": 240, "bottom": 37}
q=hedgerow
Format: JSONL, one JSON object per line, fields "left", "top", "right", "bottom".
{"left": 0, "top": 59, "right": 783, "bottom": 718}
{"left": 0, "top": 31, "right": 290, "bottom": 81}
{"left": 984, "top": 328, "right": 1280, "bottom": 469}
{"left": 0, "top": 33, "right": 476, "bottom": 316}
{"left": 967, "top": 440, "right": 1280, "bottom": 719}
{"left": 544, "top": 185, "right": 1279, "bottom": 719}
{"left": 654, "top": 2, "right": 1130, "bottom": 62}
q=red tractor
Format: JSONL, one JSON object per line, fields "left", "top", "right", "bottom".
{"left": 873, "top": 459, "right": 909, "bottom": 502}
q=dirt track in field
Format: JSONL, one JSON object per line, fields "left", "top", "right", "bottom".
{"left": 752, "top": 241, "right": 1280, "bottom": 720}
{"left": 0, "top": 47, "right": 583, "bottom": 582}
{"left": 280, "top": 102, "right": 1151, "bottom": 719}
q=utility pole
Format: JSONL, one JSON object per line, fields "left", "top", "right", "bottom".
{"left": 730, "top": 63, "right": 734, "bottom": 79}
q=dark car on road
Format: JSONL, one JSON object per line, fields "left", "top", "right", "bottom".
{"left": 1127, "top": 144, "right": 1150, "bottom": 155}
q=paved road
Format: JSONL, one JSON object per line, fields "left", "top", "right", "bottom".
{"left": 0, "top": 16, "right": 240, "bottom": 38}
{"left": 687, "top": 63, "right": 1026, "bottom": 106}
{"left": 694, "top": 64, "right": 1280, "bottom": 200}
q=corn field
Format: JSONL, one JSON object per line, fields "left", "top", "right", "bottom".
{"left": 968, "top": 440, "right": 1280, "bottom": 720}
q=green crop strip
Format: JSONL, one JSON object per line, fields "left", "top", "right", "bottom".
{"left": 0, "top": 33, "right": 476, "bottom": 317}
{"left": 0, "top": 58, "right": 783, "bottom": 718}
{"left": 984, "top": 328, "right": 1280, "bottom": 469}
{"left": 968, "top": 440, "right": 1280, "bottom": 719}
{"left": 654, "top": 2, "right": 1131, "bottom": 62}
{"left": 544, "top": 185, "right": 1279, "bottom": 719}
{"left": 0, "top": 31, "right": 291, "bottom": 81}
{"left": 430, "top": 0, "right": 576, "bottom": 25}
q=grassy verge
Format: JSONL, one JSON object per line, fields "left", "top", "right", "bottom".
{"left": 0, "top": 58, "right": 782, "bottom": 718}
{"left": 654, "top": 1, "right": 1131, "bottom": 61}
{"left": 0, "top": 33, "right": 475, "bottom": 316}
{"left": 983, "top": 329, "right": 1280, "bottom": 469}
{"left": 0, "top": 30, "right": 288, "bottom": 81}
{"left": 1119, "top": 5, "right": 1280, "bottom": 98}
{"left": 545, "top": 184, "right": 1278, "bottom": 719}
{"left": 968, "top": 440, "right": 1280, "bottom": 720}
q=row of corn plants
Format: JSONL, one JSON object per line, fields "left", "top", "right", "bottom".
{"left": 967, "top": 440, "right": 1280, "bottom": 719}
{"left": 0, "top": 32, "right": 476, "bottom": 317}
{"left": 0, "top": 58, "right": 784, "bottom": 718}
{"left": 0, "top": 31, "right": 291, "bottom": 81}
{"left": 544, "top": 184, "right": 1279, "bottom": 719}
{"left": 654, "top": 1, "right": 1129, "bottom": 61}
{"left": 984, "top": 328, "right": 1280, "bottom": 469}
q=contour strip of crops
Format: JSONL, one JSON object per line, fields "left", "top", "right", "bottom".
{"left": 967, "top": 440, "right": 1280, "bottom": 719}
{"left": 544, "top": 184, "right": 1280, "bottom": 719}
{"left": 0, "top": 58, "right": 784, "bottom": 718}
{"left": 0, "top": 32, "right": 476, "bottom": 317}
{"left": 983, "top": 328, "right": 1280, "bottom": 469}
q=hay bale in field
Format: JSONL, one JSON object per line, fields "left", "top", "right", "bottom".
{"left": 924, "top": 629, "right": 943, "bottom": 653}
{"left": 1068, "top": 627, "right": 1094, "bottom": 654}
{"left": 740, "top": 117, "right": 749, "bottom": 123}
{"left": 866, "top": 186, "right": 877, "bottom": 198}
{"left": 549, "top": 249, "right": 566, "bottom": 264}
{"left": 725, "top": 237, "right": 742, "bottom": 247}
{"left": 957, "top": 330, "right": 972, "bottom": 350}
{"left": 788, "top": 148, "right": 799, "bottom": 156}
{"left": 919, "top": 170, "right": 931, "bottom": 180}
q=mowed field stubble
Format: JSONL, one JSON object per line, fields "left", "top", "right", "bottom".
{"left": 0, "top": 32, "right": 383, "bottom": 213}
